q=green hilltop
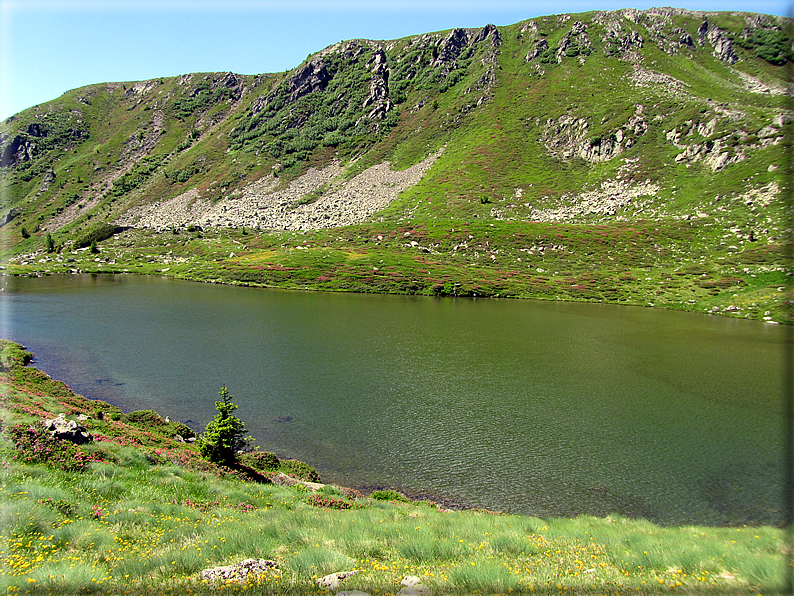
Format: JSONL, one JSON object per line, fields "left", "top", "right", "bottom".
{"left": 0, "top": 8, "right": 791, "bottom": 320}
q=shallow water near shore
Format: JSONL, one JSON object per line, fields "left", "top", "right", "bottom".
{"left": 1, "top": 273, "right": 786, "bottom": 525}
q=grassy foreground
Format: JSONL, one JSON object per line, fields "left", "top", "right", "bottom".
{"left": 0, "top": 341, "right": 788, "bottom": 595}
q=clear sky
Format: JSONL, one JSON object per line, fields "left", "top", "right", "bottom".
{"left": 0, "top": 0, "right": 790, "bottom": 121}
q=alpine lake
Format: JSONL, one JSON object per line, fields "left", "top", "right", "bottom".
{"left": 2, "top": 273, "right": 787, "bottom": 526}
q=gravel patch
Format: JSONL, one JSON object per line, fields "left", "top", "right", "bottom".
{"left": 116, "top": 150, "right": 442, "bottom": 231}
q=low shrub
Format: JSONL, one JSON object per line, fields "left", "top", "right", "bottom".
{"left": 90, "top": 401, "right": 122, "bottom": 419}
{"left": 371, "top": 489, "right": 410, "bottom": 503}
{"left": 341, "top": 486, "right": 365, "bottom": 500}
{"left": 122, "top": 409, "right": 166, "bottom": 427}
{"left": 73, "top": 223, "right": 119, "bottom": 249}
{"left": 5, "top": 423, "right": 98, "bottom": 472}
{"left": 317, "top": 484, "right": 343, "bottom": 497}
{"left": 168, "top": 420, "right": 195, "bottom": 440}
{"left": 239, "top": 450, "right": 280, "bottom": 471}
{"left": 279, "top": 458, "right": 320, "bottom": 482}
{"left": 37, "top": 497, "right": 76, "bottom": 515}
{"left": 305, "top": 494, "right": 361, "bottom": 510}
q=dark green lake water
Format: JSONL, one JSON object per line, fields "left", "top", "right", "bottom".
{"left": 1, "top": 273, "right": 786, "bottom": 525}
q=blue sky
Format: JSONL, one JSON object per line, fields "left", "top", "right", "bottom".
{"left": 0, "top": 0, "right": 790, "bottom": 121}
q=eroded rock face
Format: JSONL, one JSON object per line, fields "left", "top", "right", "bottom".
{"left": 435, "top": 28, "right": 470, "bottom": 67}
{"left": 287, "top": 58, "right": 333, "bottom": 102}
{"left": 0, "top": 135, "right": 36, "bottom": 168}
{"left": 601, "top": 22, "right": 643, "bottom": 55}
{"left": 362, "top": 49, "right": 392, "bottom": 121}
{"left": 526, "top": 38, "right": 549, "bottom": 61}
{"left": 45, "top": 414, "right": 92, "bottom": 445}
{"left": 540, "top": 109, "right": 646, "bottom": 163}
{"left": 200, "top": 559, "right": 279, "bottom": 583}
{"left": 699, "top": 20, "right": 738, "bottom": 63}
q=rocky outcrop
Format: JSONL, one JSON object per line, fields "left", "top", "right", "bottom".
{"left": 250, "top": 57, "right": 333, "bottom": 116}
{"left": 736, "top": 70, "right": 787, "bottom": 95}
{"left": 699, "top": 20, "right": 738, "bottom": 63}
{"left": 541, "top": 108, "right": 646, "bottom": 163}
{"left": 473, "top": 23, "right": 501, "bottom": 48}
{"left": 287, "top": 58, "right": 333, "bottom": 103}
{"left": 541, "top": 115, "right": 589, "bottom": 158}
{"left": 38, "top": 169, "right": 56, "bottom": 194}
{"left": 0, "top": 134, "right": 36, "bottom": 167}
{"left": 556, "top": 21, "right": 592, "bottom": 61}
{"left": 361, "top": 49, "right": 392, "bottom": 121}
{"left": 526, "top": 38, "right": 549, "bottom": 61}
{"left": 434, "top": 28, "right": 469, "bottom": 67}
{"left": 45, "top": 414, "right": 92, "bottom": 445}
{"left": 663, "top": 114, "right": 786, "bottom": 171}
{"left": 602, "top": 21, "right": 643, "bottom": 56}
{"left": 200, "top": 559, "right": 278, "bottom": 583}
{"left": 673, "top": 27, "right": 694, "bottom": 47}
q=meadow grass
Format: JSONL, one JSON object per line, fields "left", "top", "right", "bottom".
{"left": 0, "top": 462, "right": 788, "bottom": 595}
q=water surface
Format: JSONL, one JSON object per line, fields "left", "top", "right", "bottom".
{"left": 1, "top": 273, "right": 785, "bottom": 525}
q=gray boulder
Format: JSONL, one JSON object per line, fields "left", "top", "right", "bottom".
{"left": 45, "top": 414, "right": 92, "bottom": 444}
{"left": 200, "top": 559, "right": 278, "bottom": 583}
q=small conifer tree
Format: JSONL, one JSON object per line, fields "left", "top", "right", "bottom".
{"left": 197, "top": 385, "right": 247, "bottom": 466}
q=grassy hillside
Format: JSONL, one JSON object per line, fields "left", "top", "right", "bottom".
{"left": 0, "top": 341, "right": 786, "bottom": 594}
{"left": 0, "top": 8, "right": 791, "bottom": 322}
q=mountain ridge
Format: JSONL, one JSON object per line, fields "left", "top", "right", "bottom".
{"left": 1, "top": 8, "right": 791, "bottom": 321}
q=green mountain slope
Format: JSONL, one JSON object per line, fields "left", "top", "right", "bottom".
{"left": 1, "top": 9, "right": 790, "bottom": 320}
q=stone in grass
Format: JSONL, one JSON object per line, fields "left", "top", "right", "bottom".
{"left": 316, "top": 570, "right": 360, "bottom": 590}
{"left": 200, "top": 558, "right": 278, "bottom": 583}
{"left": 337, "top": 592, "right": 371, "bottom": 596}
{"left": 398, "top": 575, "right": 432, "bottom": 596}
{"left": 397, "top": 586, "right": 432, "bottom": 596}
{"left": 45, "top": 414, "right": 92, "bottom": 444}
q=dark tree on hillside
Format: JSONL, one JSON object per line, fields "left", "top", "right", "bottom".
{"left": 197, "top": 385, "right": 248, "bottom": 466}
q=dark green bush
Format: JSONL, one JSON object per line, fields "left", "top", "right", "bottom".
{"left": 735, "top": 26, "right": 792, "bottom": 65}
{"left": 279, "top": 458, "right": 320, "bottom": 482}
{"left": 239, "top": 450, "right": 280, "bottom": 471}
{"left": 73, "top": 223, "right": 118, "bottom": 249}
{"left": 122, "top": 409, "right": 166, "bottom": 427}
{"left": 197, "top": 385, "right": 248, "bottom": 466}
{"left": 371, "top": 489, "right": 410, "bottom": 503}
{"left": 168, "top": 421, "right": 196, "bottom": 440}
